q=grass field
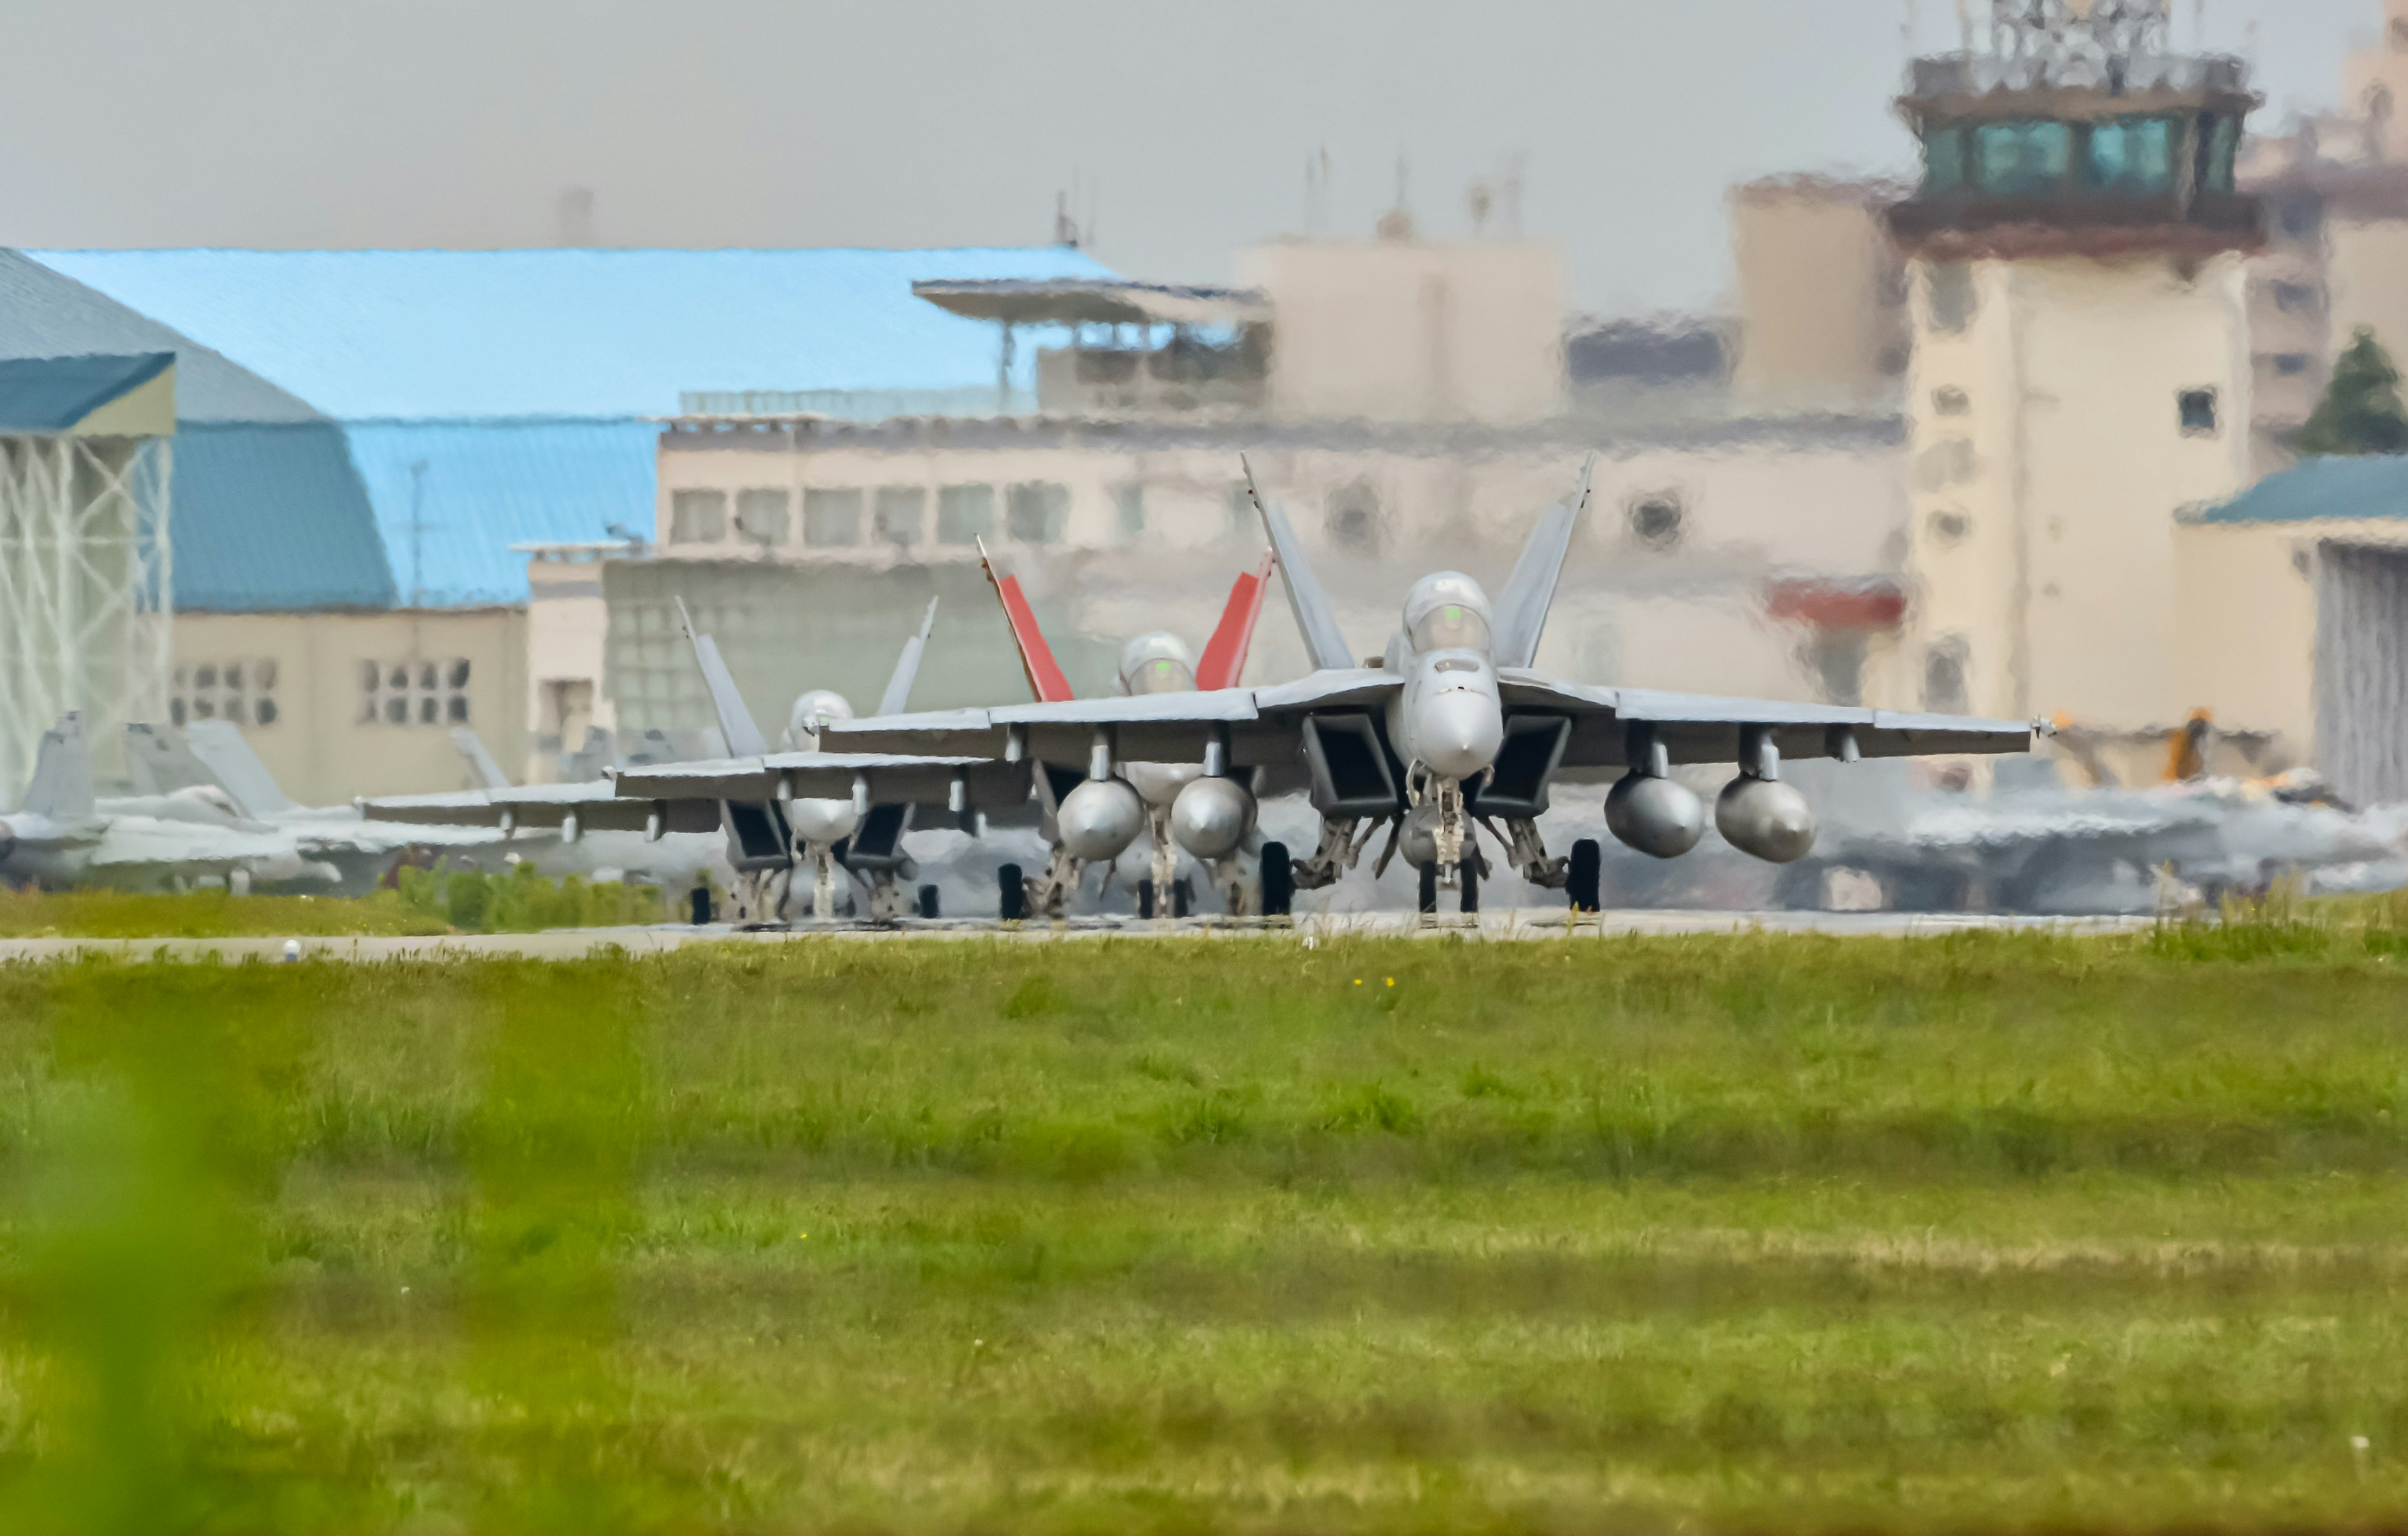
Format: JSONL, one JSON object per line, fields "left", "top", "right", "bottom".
{"left": 0, "top": 865, "right": 667, "bottom": 939}
{"left": 4, "top": 924, "right": 2408, "bottom": 1532}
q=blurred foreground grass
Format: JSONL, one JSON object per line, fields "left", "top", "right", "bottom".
{"left": 4, "top": 923, "right": 2408, "bottom": 1532}
{"left": 0, "top": 864, "right": 666, "bottom": 938}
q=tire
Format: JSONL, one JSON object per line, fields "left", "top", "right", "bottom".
{"left": 689, "top": 884, "right": 713, "bottom": 926}
{"left": 998, "top": 863, "right": 1026, "bottom": 922}
{"left": 1568, "top": 839, "right": 1603, "bottom": 913}
{"left": 1138, "top": 881, "right": 1156, "bottom": 919}
{"left": 916, "top": 883, "right": 941, "bottom": 920}
{"left": 1173, "top": 877, "right": 1194, "bottom": 918}
{"left": 1260, "top": 842, "right": 1294, "bottom": 917}
{"left": 1417, "top": 862, "right": 1439, "bottom": 914}
{"left": 1459, "top": 861, "right": 1480, "bottom": 915}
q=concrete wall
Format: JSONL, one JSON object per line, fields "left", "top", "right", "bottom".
{"left": 1233, "top": 242, "right": 1566, "bottom": 424}
{"left": 172, "top": 607, "right": 527, "bottom": 806}
{"left": 1897, "top": 253, "right": 2254, "bottom": 732}
{"left": 1729, "top": 181, "right": 1906, "bottom": 409}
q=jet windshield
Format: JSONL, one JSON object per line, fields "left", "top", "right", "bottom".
{"left": 1411, "top": 602, "right": 1491, "bottom": 653}
{"left": 1126, "top": 655, "right": 1197, "bottom": 695}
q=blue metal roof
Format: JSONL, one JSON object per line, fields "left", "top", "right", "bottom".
{"left": 22, "top": 248, "right": 1113, "bottom": 421}
{"left": 173, "top": 423, "right": 396, "bottom": 611}
{"left": 2192, "top": 455, "right": 2408, "bottom": 525}
{"left": 344, "top": 420, "right": 658, "bottom": 607}
{"left": 0, "top": 352, "right": 172, "bottom": 433}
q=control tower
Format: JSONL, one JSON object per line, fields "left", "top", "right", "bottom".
{"left": 1886, "top": 0, "right": 2261, "bottom": 736}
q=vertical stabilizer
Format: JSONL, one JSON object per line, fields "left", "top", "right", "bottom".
{"left": 978, "top": 539, "right": 1077, "bottom": 702}
{"left": 677, "top": 598, "right": 769, "bottom": 757}
{"left": 877, "top": 597, "right": 941, "bottom": 717}
{"left": 450, "top": 727, "right": 514, "bottom": 791}
{"left": 20, "top": 714, "right": 95, "bottom": 819}
{"left": 185, "top": 718, "right": 297, "bottom": 818}
{"left": 1242, "top": 455, "right": 1355, "bottom": 673}
{"left": 125, "top": 723, "right": 216, "bottom": 796}
{"left": 1196, "top": 551, "right": 1275, "bottom": 692}
{"left": 1492, "top": 456, "right": 1595, "bottom": 670}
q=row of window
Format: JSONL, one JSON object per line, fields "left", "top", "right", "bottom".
{"left": 1921, "top": 112, "right": 2241, "bottom": 200}
{"left": 359, "top": 658, "right": 473, "bottom": 727}
{"left": 670, "top": 483, "right": 1075, "bottom": 549}
{"left": 171, "top": 659, "right": 280, "bottom": 729}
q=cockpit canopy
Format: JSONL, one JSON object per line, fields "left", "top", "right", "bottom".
{"left": 787, "top": 688, "right": 853, "bottom": 744}
{"left": 1119, "top": 632, "right": 1196, "bottom": 695}
{"left": 1403, "top": 572, "right": 1492, "bottom": 654}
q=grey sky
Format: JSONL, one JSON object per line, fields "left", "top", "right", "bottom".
{"left": 0, "top": 0, "right": 2379, "bottom": 315}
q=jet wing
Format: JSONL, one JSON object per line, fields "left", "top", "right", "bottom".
{"left": 1496, "top": 672, "right": 2037, "bottom": 769}
{"left": 84, "top": 816, "right": 309, "bottom": 868}
{"left": 362, "top": 781, "right": 721, "bottom": 835}
{"left": 610, "top": 754, "right": 1031, "bottom": 813}
{"left": 825, "top": 670, "right": 1403, "bottom": 769}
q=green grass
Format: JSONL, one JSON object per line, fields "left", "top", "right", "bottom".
{"left": 0, "top": 865, "right": 666, "bottom": 939}
{"left": 4, "top": 927, "right": 2408, "bottom": 1532}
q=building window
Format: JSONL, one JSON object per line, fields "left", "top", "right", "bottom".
{"left": 735, "top": 488, "right": 791, "bottom": 547}
{"left": 2086, "top": 115, "right": 2175, "bottom": 194}
{"left": 360, "top": 658, "right": 471, "bottom": 726}
{"left": 670, "top": 489, "right": 726, "bottom": 543}
{"left": 802, "top": 488, "right": 862, "bottom": 547}
{"left": 1005, "top": 481, "right": 1070, "bottom": 544}
{"left": 874, "top": 487, "right": 926, "bottom": 547}
{"left": 1922, "top": 638, "right": 1970, "bottom": 715}
{"left": 2271, "top": 281, "right": 2319, "bottom": 314}
{"left": 1921, "top": 126, "right": 1967, "bottom": 192}
{"left": 2278, "top": 200, "right": 2322, "bottom": 241}
{"left": 1972, "top": 120, "right": 2071, "bottom": 196}
{"left": 1928, "top": 263, "right": 1977, "bottom": 335}
{"left": 1114, "top": 483, "right": 1146, "bottom": 541}
{"left": 2198, "top": 113, "right": 2241, "bottom": 194}
{"left": 1627, "top": 492, "right": 1684, "bottom": 549}
{"left": 172, "top": 658, "right": 280, "bottom": 729}
{"left": 1932, "top": 386, "right": 1970, "bottom": 416}
{"left": 2273, "top": 354, "right": 2312, "bottom": 377}
{"left": 1928, "top": 508, "right": 1971, "bottom": 547}
{"left": 2178, "top": 387, "right": 2220, "bottom": 436}
{"left": 1326, "top": 478, "right": 1381, "bottom": 553}
{"left": 936, "top": 484, "right": 995, "bottom": 544}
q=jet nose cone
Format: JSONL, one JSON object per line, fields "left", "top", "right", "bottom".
{"left": 1417, "top": 691, "right": 1503, "bottom": 779}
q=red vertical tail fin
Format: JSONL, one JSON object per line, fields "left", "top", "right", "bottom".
{"left": 1195, "top": 551, "right": 1275, "bottom": 692}
{"left": 978, "top": 538, "right": 1077, "bottom": 703}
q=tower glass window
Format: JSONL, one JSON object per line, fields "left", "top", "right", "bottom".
{"left": 1973, "top": 121, "right": 2073, "bottom": 195}
{"left": 2087, "top": 116, "right": 2176, "bottom": 193}
{"left": 1923, "top": 126, "right": 1967, "bottom": 192}
{"left": 2198, "top": 114, "right": 2241, "bottom": 194}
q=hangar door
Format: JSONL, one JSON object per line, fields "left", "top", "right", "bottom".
{"left": 2316, "top": 540, "right": 2408, "bottom": 807}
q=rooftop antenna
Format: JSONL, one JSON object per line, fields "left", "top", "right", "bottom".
{"left": 1376, "top": 153, "right": 1416, "bottom": 243}
{"left": 1054, "top": 188, "right": 1079, "bottom": 248}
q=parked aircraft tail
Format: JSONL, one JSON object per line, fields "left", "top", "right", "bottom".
{"left": 21, "top": 713, "right": 96, "bottom": 821}
{"left": 450, "top": 727, "right": 514, "bottom": 791}
{"left": 877, "top": 597, "right": 941, "bottom": 717}
{"left": 1492, "top": 456, "right": 1596, "bottom": 670}
{"left": 125, "top": 722, "right": 216, "bottom": 796}
{"left": 186, "top": 718, "right": 296, "bottom": 818}
{"left": 978, "top": 538, "right": 1076, "bottom": 703}
{"left": 1196, "top": 551, "right": 1275, "bottom": 691}
{"left": 676, "top": 597, "right": 769, "bottom": 757}
{"left": 1241, "top": 455, "right": 1355, "bottom": 673}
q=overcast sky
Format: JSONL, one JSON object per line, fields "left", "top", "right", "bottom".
{"left": 0, "top": 0, "right": 2381, "bottom": 314}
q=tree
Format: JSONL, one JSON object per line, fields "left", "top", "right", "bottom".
{"left": 2296, "top": 326, "right": 2408, "bottom": 456}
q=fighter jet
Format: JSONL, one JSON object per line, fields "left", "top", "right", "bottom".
{"left": 977, "top": 537, "right": 1279, "bottom": 918}
{"left": 366, "top": 597, "right": 1027, "bottom": 923}
{"left": 821, "top": 458, "right": 2039, "bottom": 915}
{"left": 1, "top": 714, "right": 335, "bottom": 892}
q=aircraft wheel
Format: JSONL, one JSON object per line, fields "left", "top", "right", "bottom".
{"left": 1567, "top": 839, "right": 1603, "bottom": 913}
{"left": 689, "top": 883, "right": 713, "bottom": 926}
{"left": 916, "top": 884, "right": 941, "bottom": 920}
{"left": 1173, "top": 876, "right": 1194, "bottom": 918}
{"left": 1260, "top": 842, "right": 1294, "bottom": 918}
{"left": 998, "top": 863, "right": 1027, "bottom": 922}
{"left": 1459, "top": 862, "right": 1480, "bottom": 915}
{"left": 1417, "top": 863, "right": 1439, "bottom": 915}
{"left": 1138, "top": 881, "right": 1156, "bottom": 920}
